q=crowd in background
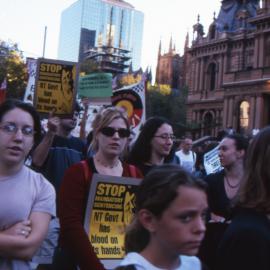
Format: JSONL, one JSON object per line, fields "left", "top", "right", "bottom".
{"left": 0, "top": 99, "right": 270, "bottom": 270}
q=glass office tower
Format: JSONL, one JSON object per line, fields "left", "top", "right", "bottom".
{"left": 58, "top": 0, "right": 144, "bottom": 70}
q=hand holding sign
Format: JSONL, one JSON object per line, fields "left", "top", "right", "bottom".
{"left": 47, "top": 111, "right": 60, "bottom": 135}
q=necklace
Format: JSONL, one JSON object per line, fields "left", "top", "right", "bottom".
{"left": 95, "top": 157, "right": 120, "bottom": 169}
{"left": 224, "top": 175, "right": 240, "bottom": 189}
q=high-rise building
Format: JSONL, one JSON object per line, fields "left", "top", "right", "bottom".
{"left": 57, "top": 0, "right": 144, "bottom": 70}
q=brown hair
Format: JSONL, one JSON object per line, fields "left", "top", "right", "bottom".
{"left": 124, "top": 164, "right": 207, "bottom": 253}
{"left": 238, "top": 126, "right": 270, "bottom": 213}
{"left": 0, "top": 99, "right": 42, "bottom": 143}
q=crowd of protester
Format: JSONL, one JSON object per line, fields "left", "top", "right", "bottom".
{"left": 0, "top": 98, "right": 270, "bottom": 270}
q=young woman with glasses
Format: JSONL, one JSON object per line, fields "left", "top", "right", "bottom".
{"left": 56, "top": 106, "right": 142, "bottom": 270}
{"left": 0, "top": 99, "right": 55, "bottom": 270}
{"left": 128, "top": 117, "right": 176, "bottom": 175}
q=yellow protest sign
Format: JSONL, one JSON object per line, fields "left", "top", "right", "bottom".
{"left": 84, "top": 174, "right": 141, "bottom": 269}
{"left": 34, "top": 58, "right": 78, "bottom": 116}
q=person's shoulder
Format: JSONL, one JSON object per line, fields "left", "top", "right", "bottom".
{"left": 231, "top": 208, "right": 270, "bottom": 234}
{"left": 123, "top": 163, "right": 143, "bottom": 178}
{"left": 204, "top": 170, "right": 224, "bottom": 184}
{"left": 60, "top": 160, "right": 93, "bottom": 189}
{"left": 69, "top": 135, "right": 85, "bottom": 143}
{"left": 176, "top": 149, "right": 183, "bottom": 155}
{"left": 219, "top": 217, "right": 270, "bottom": 265}
{"left": 179, "top": 255, "right": 202, "bottom": 270}
{"left": 24, "top": 166, "right": 56, "bottom": 198}
{"left": 66, "top": 160, "right": 92, "bottom": 174}
{"left": 24, "top": 166, "right": 52, "bottom": 185}
{"left": 219, "top": 209, "right": 270, "bottom": 252}
{"left": 118, "top": 252, "right": 151, "bottom": 270}
{"left": 53, "top": 135, "right": 85, "bottom": 146}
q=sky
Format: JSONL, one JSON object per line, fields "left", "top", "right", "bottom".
{"left": 0, "top": 0, "right": 221, "bottom": 74}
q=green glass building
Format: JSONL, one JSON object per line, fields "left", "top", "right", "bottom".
{"left": 57, "top": 0, "right": 144, "bottom": 70}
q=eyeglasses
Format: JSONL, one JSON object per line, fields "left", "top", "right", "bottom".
{"left": 154, "top": 134, "right": 176, "bottom": 141}
{"left": 0, "top": 122, "right": 35, "bottom": 137}
{"left": 100, "top": 127, "right": 131, "bottom": 138}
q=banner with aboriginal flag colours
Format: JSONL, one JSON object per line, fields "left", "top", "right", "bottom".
{"left": 112, "top": 73, "right": 146, "bottom": 136}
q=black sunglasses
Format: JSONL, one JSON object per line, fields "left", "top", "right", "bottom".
{"left": 100, "top": 127, "right": 131, "bottom": 138}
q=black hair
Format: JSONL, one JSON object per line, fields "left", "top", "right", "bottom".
{"left": 125, "top": 164, "right": 207, "bottom": 252}
{"left": 128, "top": 117, "right": 172, "bottom": 165}
{"left": 0, "top": 99, "right": 42, "bottom": 143}
{"left": 224, "top": 133, "right": 249, "bottom": 152}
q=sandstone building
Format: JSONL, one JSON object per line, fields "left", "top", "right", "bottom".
{"left": 185, "top": 0, "right": 270, "bottom": 137}
{"left": 155, "top": 38, "right": 183, "bottom": 89}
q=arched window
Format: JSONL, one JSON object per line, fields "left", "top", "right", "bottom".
{"left": 239, "top": 101, "right": 249, "bottom": 133}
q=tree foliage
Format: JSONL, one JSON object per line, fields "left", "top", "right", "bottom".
{"left": 146, "top": 84, "right": 188, "bottom": 137}
{"left": 0, "top": 41, "right": 27, "bottom": 100}
{"left": 119, "top": 73, "right": 141, "bottom": 86}
{"left": 148, "top": 83, "right": 172, "bottom": 95}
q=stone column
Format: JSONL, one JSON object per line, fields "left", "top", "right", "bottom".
{"left": 254, "top": 35, "right": 259, "bottom": 69}
{"left": 255, "top": 96, "right": 263, "bottom": 128}
{"left": 249, "top": 96, "right": 255, "bottom": 130}
{"left": 218, "top": 55, "right": 224, "bottom": 88}
{"left": 223, "top": 51, "right": 228, "bottom": 73}
{"left": 223, "top": 98, "right": 229, "bottom": 128}
{"left": 227, "top": 97, "right": 234, "bottom": 128}
{"left": 199, "top": 58, "right": 204, "bottom": 92}
{"left": 259, "top": 34, "right": 264, "bottom": 68}
{"left": 195, "top": 59, "right": 200, "bottom": 92}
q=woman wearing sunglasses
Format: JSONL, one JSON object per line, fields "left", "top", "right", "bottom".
{"left": 128, "top": 117, "right": 176, "bottom": 176}
{"left": 56, "top": 107, "right": 142, "bottom": 270}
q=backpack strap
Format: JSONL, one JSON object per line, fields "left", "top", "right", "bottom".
{"left": 192, "top": 151, "right": 195, "bottom": 162}
{"left": 128, "top": 164, "right": 137, "bottom": 178}
{"left": 80, "top": 160, "right": 90, "bottom": 182}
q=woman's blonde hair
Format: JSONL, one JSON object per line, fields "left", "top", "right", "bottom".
{"left": 90, "top": 106, "right": 130, "bottom": 151}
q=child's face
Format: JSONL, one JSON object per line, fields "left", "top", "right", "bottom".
{"left": 150, "top": 186, "right": 208, "bottom": 256}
